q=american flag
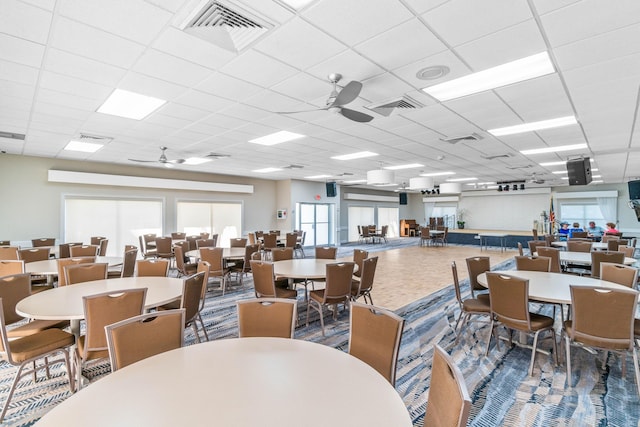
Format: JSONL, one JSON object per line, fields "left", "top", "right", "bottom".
{"left": 549, "top": 197, "right": 556, "bottom": 232}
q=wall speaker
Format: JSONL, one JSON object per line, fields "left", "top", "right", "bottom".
{"left": 628, "top": 180, "right": 640, "bottom": 200}
{"left": 566, "top": 158, "right": 592, "bottom": 185}
{"left": 325, "top": 181, "right": 337, "bottom": 198}
{"left": 399, "top": 192, "right": 408, "bottom": 205}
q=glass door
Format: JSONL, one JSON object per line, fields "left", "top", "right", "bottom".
{"left": 298, "top": 203, "right": 333, "bottom": 246}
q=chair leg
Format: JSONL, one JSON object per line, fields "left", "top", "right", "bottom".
{"left": 192, "top": 323, "right": 201, "bottom": 343}
{"left": 198, "top": 313, "right": 210, "bottom": 341}
{"left": 0, "top": 364, "right": 26, "bottom": 423}
{"left": 565, "top": 335, "right": 572, "bottom": 387}
{"left": 485, "top": 319, "right": 495, "bottom": 356}
{"left": 529, "top": 330, "right": 542, "bottom": 376}
{"left": 633, "top": 347, "right": 640, "bottom": 397}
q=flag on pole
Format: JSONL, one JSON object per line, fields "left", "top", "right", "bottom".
{"left": 549, "top": 197, "right": 556, "bottom": 233}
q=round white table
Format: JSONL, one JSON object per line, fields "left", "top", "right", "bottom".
{"left": 24, "top": 256, "right": 123, "bottom": 276}
{"left": 477, "top": 270, "right": 632, "bottom": 304}
{"left": 35, "top": 337, "right": 412, "bottom": 427}
{"left": 16, "top": 277, "right": 183, "bottom": 336}
{"left": 273, "top": 258, "right": 341, "bottom": 280}
{"left": 186, "top": 248, "right": 245, "bottom": 260}
{"left": 557, "top": 251, "right": 637, "bottom": 266}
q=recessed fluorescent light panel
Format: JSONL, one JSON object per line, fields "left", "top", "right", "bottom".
{"left": 488, "top": 116, "right": 577, "bottom": 136}
{"left": 97, "top": 89, "right": 166, "bottom": 120}
{"left": 331, "top": 151, "right": 378, "bottom": 160}
{"left": 249, "top": 131, "right": 305, "bottom": 146}
{"left": 539, "top": 159, "right": 594, "bottom": 167}
{"left": 64, "top": 140, "right": 103, "bottom": 153}
{"left": 384, "top": 163, "right": 423, "bottom": 170}
{"left": 520, "top": 143, "right": 588, "bottom": 155}
{"left": 253, "top": 167, "right": 282, "bottom": 173}
{"left": 276, "top": 0, "right": 317, "bottom": 10}
{"left": 447, "top": 177, "right": 477, "bottom": 182}
{"left": 305, "top": 175, "right": 332, "bottom": 179}
{"left": 422, "top": 52, "right": 555, "bottom": 101}
{"left": 420, "top": 171, "right": 455, "bottom": 177}
{"left": 183, "top": 157, "right": 212, "bottom": 165}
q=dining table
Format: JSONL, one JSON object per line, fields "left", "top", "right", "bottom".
{"left": 24, "top": 256, "right": 123, "bottom": 286}
{"left": 34, "top": 337, "right": 412, "bottom": 427}
{"left": 551, "top": 241, "right": 608, "bottom": 250}
{"left": 185, "top": 247, "right": 246, "bottom": 260}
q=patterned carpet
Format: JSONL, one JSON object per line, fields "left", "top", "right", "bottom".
{"left": 2, "top": 254, "right": 640, "bottom": 426}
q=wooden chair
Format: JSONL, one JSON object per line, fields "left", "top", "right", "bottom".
{"left": 566, "top": 240, "right": 592, "bottom": 252}
{"left": 563, "top": 285, "right": 640, "bottom": 395}
{"left": 517, "top": 242, "right": 524, "bottom": 256}
{"left": 230, "top": 238, "right": 247, "bottom": 248}
{"left": 315, "top": 246, "right": 337, "bottom": 259}
{"left": 249, "top": 260, "right": 297, "bottom": 300}
{"left": 76, "top": 288, "right": 147, "bottom": 389}
{"left": 419, "top": 227, "right": 431, "bottom": 247}
{"left": 108, "top": 248, "right": 138, "bottom": 279}
{"left": 199, "top": 247, "right": 231, "bottom": 294}
{"left": 351, "top": 249, "right": 369, "bottom": 288}
{"left": 465, "top": 256, "right": 491, "bottom": 303}
{"left": 348, "top": 301, "right": 404, "bottom": 386}
{"left": 285, "top": 233, "right": 298, "bottom": 250}
{"left": 69, "top": 245, "right": 99, "bottom": 257}
{"left": 173, "top": 244, "right": 197, "bottom": 277}
{"left": 600, "top": 262, "right": 638, "bottom": 287}
{"left": 31, "top": 238, "right": 55, "bottom": 247}
{"left": 351, "top": 256, "right": 378, "bottom": 304}
{"left": 261, "top": 234, "right": 278, "bottom": 260}
{"left": 177, "top": 271, "right": 209, "bottom": 343}
{"left": 527, "top": 240, "right": 548, "bottom": 255}
{"left": 237, "top": 298, "right": 297, "bottom": 339}
{"left": 0, "top": 246, "right": 19, "bottom": 260}
{"left": 0, "top": 298, "right": 75, "bottom": 422}
{"left": 18, "top": 248, "right": 50, "bottom": 263}
{"left": 64, "top": 262, "right": 108, "bottom": 285}
{"left": 591, "top": 251, "right": 625, "bottom": 279}
{"left": 90, "top": 236, "right": 107, "bottom": 246}
{"left": 294, "top": 231, "right": 306, "bottom": 258}
{"left": 170, "top": 232, "right": 186, "bottom": 240}
{"left": 154, "top": 237, "right": 174, "bottom": 265}
{"left": 57, "top": 257, "right": 97, "bottom": 286}
{"left": 571, "top": 231, "right": 589, "bottom": 238}
{"left": 617, "top": 245, "right": 636, "bottom": 258}
{"left": 306, "top": 262, "right": 354, "bottom": 336}
{"left": 106, "top": 309, "right": 185, "bottom": 372}
{"left": 423, "top": 345, "right": 471, "bottom": 427}
{"left": 136, "top": 259, "right": 170, "bottom": 277}
{"left": 431, "top": 227, "right": 448, "bottom": 247}
{"left": 451, "top": 261, "right": 491, "bottom": 345}
{"left": 196, "top": 238, "right": 216, "bottom": 249}
{"left": 229, "top": 243, "right": 261, "bottom": 286}
{"left": 0, "top": 260, "right": 24, "bottom": 277}
{"left": 602, "top": 234, "right": 620, "bottom": 243}
{"left": 536, "top": 247, "right": 562, "bottom": 273}
{"left": 138, "top": 235, "right": 157, "bottom": 259}
{"left": 515, "top": 255, "right": 551, "bottom": 272}
{"left": 607, "top": 239, "right": 629, "bottom": 251}
{"left": 485, "top": 272, "right": 558, "bottom": 376}
{"left": 58, "top": 242, "right": 82, "bottom": 259}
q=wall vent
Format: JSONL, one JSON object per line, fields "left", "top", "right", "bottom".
{"left": 181, "top": 0, "right": 272, "bottom": 53}
{"left": 440, "top": 132, "right": 483, "bottom": 144}
{"left": 366, "top": 95, "right": 423, "bottom": 117}
{"left": 282, "top": 164, "right": 304, "bottom": 169}
{"left": 0, "top": 131, "right": 26, "bottom": 140}
{"left": 506, "top": 164, "right": 534, "bottom": 170}
{"left": 481, "top": 153, "right": 513, "bottom": 160}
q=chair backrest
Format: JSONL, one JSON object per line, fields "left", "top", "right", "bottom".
{"left": 536, "top": 247, "right": 562, "bottom": 273}
{"left": 348, "top": 301, "right": 404, "bottom": 386}
{"left": 243, "top": 244, "right": 261, "bottom": 267}
{"left": 571, "top": 231, "right": 589, "bottom": 238}
{"left": 171, "top": 232, "right": 186, "bottom": 240}
{"left": 173, "top": 244, "right": 188, "bottom": 274}
{"left": 65, "top": 262, "right": 108, "bottom": 285}
{"left": 180, "top": 271, "right": 207, "bottom": 325}
{"left": 262, "top": 233, "right": 278, "bottom": 250}
{"left": 420, "top": 227, "right": 430, "bottom": 238}
{"left": 532, "top": 228, "right": 539, "bottom": 240}
{"left": 486, "top": 272, "right": 531, "bottom": 331}
{"left": 569, "top": 285, "right": 638, "bottom": 349}
{"left": 185, "top": 235, "right": 199, "bottom": 251}
{"left": 356, "top": 256, "right": 378, "bottom": 294}
{"left": 269, "top": 230, "right": 280, "bottom": 236}
{"left": 121, "top": 249, "right": 138, "bottom": 278}
{"left": 0, "top": 241, "right": 10, "bottom": 246}
{"left": 353, "top": 249, "right": 369, "bottom": 278}
{"left": 591, "top": 251, "right": 625, "bottom": 279}
{"left": 362, "top": 227, "right": 371, "bottom": 238}
{"left": 323, "top": 262, "right": 355, "bottom": 302}
{"left": 465, "top": 256, "right": 491, "bottom": 292}
{"left": 154, "top": 237, "right": 173, "bottom": 255}
{"left": 210, "top": 234, "right": 219, "bottom": 247}
{"left": 515, "top": 255, "right": 551, "bottom": 272}
{"left": 600, "top": 262, "right": 638, "bottom": 288}
{"left": 255, "top": 231, "right": 264, "bottom": 239}
{"left": 237, "top": 298, "right": 297, "bottom": 339}
{"left": 544, "top": 234, "right": 557, "bottom": 246}
{"left": 98, "top": 239, "right": 109, "bottom": 256}
{"left": 247, "top": 232, "right": 256, "bottom": 245}
{"left": 315, "top": 246, "right": 337, "bottom": 260}
{"left": 602, "top": 234, "right": 620, "bottom": 243}
{"left": 198, "top": 247, "right": 224, "bottom": 273}
{"left": 18, "top": 247, "right": 50, "bottom": 263}
{"left": 196, "top": 238, "right": 215, "bottom": 249}
{"left": 82, "top": 288, "right": 147, "bottom": 355}
{"left": 249, "top": 260, "right": 277, "bottom": 298}
{"left": 230, "top": 238, "right": 247, "bottom": 248}
{"left": 527, "top": 240, "right": 548, "bottom": 254}
{"left": 200, "top": 232, "right": 210, "bottom": 239}
{"left": 143, "top": 233, "right": 156, "bottom": 246}
{"left": 285, "top": 233, "right": 298, "bottom": 248}
{"left": 124, "top": 244, "right": 137, "bottom": 252}
{"left": 567, "top": 240, "right": 592, "bottom": 252}
{"left": 70, "top": 245, "right": 99, "bottom": 257}
{"left": 451, "top": 261, "right": 464, "bottom": 307}
{"left": 271, "top": 247, "right": 293, "bottom": 262}
{"left": 57, "top": 257, "right": 97, "bottom": 286}
{"left": 31, "top": 238, "right": 55, "bottom": 247}
{"left": 0, "top": 246, "right": 19, "bottom": 260}
{"left": 90, "top": 236, "right": 107, "bottom": 246}
{"left": 607, "top": 239, "right": 629, "bottom": 251}
{"left": 617, "top": 245, "right": 635, "bottom": 257}
{"left": 58, "top": 242, "right": 83, "bottom": 259}
{"left": 0, "top": 274, "right": 32, "bottom": 325}
{"left": 136, "top": 259, "right": 170, "bottom": 277}
{"left": 0, "top": 260, "right": 25, "bottom": 277}
{"left": 423, "top": 345, "right": 471, "bottom": 427}
{"left": 106, "top": 309, "right": 185, "bottom": 372}
{"left": 517, "top": 242, "right": 523, "bottom": 256}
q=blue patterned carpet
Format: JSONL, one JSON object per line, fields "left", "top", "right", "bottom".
{"left": 2, "top": 252, "right": 640, "bottom": 426}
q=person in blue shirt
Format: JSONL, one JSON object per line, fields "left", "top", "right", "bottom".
{"left": 558, "top": 222, "right": 570, "bottom": 240}
{"left": 586, "top": 221, "right": 604, "bottom": 240}
{"left": 568, "top": 222, "right": 584, "bottom": 238}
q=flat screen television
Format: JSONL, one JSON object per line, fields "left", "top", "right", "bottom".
{"left": 325, "top": 181, "right": 337, "bottom": 198}
{"left": 399, "top": 192, "right": 407, "bottom": 205}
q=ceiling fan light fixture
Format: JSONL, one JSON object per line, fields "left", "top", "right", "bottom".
{"left": 409, "top": 176, "right": 434, "bottom": 190}
{"left": 439, "top": 182, "right": 462, "bottom": 194}
{"left": 367, "top": 169, "right": 394, "bottom": 185}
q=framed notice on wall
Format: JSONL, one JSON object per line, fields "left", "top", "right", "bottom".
{"left": 277, "top": 209, "right": 287, "bottom": 220}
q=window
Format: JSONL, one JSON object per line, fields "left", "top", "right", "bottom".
{"left": 377, "top": 207, "right": 399, "bottom": 237}
{"left": 559, "top": 202, "right": 605, "bottom": 228}
{"left": 176, "top": 202, "right": 242, "bottom": 247}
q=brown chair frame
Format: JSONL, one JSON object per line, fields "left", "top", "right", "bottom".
{"left": 237, "top": 298, "right": 297, "bottom": 339}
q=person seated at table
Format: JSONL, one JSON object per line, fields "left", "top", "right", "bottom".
{"left": 558, "top": 222, "right": 570, "bottom": 240}
{"left": 586, "top": 221, "right": 604, "bottom": 240}
{"left": 568, "top": 222, "right": 584, "bottom": 238}
{"left": 604, "top": 222, "right": 620, "bottom": 235}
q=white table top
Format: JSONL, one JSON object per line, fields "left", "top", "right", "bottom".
{"left": 477, "top": 233, "right": 509, "bottom": 237}
{"left": 273, "top": 258, "right": 342, "bottom": 279}
{"left": 35, "top": 337, "right": 411, "bottom": 427}
{"left": 16, "top": 277, "right": 183, "bottom": 321}
{"left": 551, "top": 241, "right": 608, "bottom": 250}
{"left": 477, "top": 270, "right": 633, "bottom": 304}
{"left": 24, "top": 256, "right": 123, "bottom": 275}
{"left": 557, "top": 251, "right": 636, "bottom": 266}
{"left": 429, "top": 230, "right": 445, "bottom": 236}
{"left": 186, "top": 247, "right": 246, "bottom": 259}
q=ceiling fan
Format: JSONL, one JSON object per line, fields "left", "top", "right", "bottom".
{"left": 129, "top": 146, "right": 185, "bottom": 166}
{"left": 277, "top": 73, "right": 374, "bottom": 123}
{"left": 529, "top": 173, "right": 545, "bottom": 184}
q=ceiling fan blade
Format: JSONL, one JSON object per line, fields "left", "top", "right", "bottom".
{"left": 128, "top": 158, "right": 157, "bottom": 163}
{"left": 331, "top": 81, "right": 363, "bottom": 107}
{"left": 169, "top": 159, "right": 186, "bottom": 164}
{"left": 339, "top": 107, "right": 374, "bottom": 123}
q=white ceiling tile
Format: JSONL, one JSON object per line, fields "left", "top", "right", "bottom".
{"left": 303, "top": 0, "right": 414, "bottom": 46}
{"left": 39, "top": 70, "right": 112, "bottom": 101}
{"left": 360, "top": 73, "right": 415, "bottom": 104}
{"left": 144, "top": 112, "right": 192, "bottom": 129}
{"left": 532, "top": 0, "right": 581, "bottom": 16}
{"left": 232, "top": 0, "right": 295, "bottom": 24}
{"left": 0, "top": 81, "right": 36, "bottom": 101}
{"left": 50, "top": 17, "right": 146, "bottom": 68}
{"left": 1, "top": 0, "right": 52, "bottom": 44}
{"left": 255, "top": 18, "right": 346, "bottom": 70}
{"left": 43, "top": 48, "right": 127, "bottom": 87}
{"left": 35, "top": 88, "right": 102, "bottom": 112}
{"left": 151, "top": 27, "right": 237, "bottom": 70}
{"left": 423, "top": 0, "right": 532, "bottom": 46}
{"left": 563, "top": 53, "right": 640, "bottom": 92}
{"left": 132, "top": 49, "right": 213, "bottom": 87}
{"left": 156, "top": 102, "right": 210, "bottom": 121}
{"left": 444, "top": 92, "right": 521, "bottom": 130}
{"left": 58, "top": 0, "right": 172, "bottom": 45}
{"left": 306, "top": 49, "right": 385, "bottom": 84}
{"left": 118, "top": 71, "right": 188, "bottom": 100}
{"left": 172, "top": 90, "right": 235, "bottom": 113}
{"left": 244, "top": 90, "right": 302, "bottom": 112}
{"left": 355, "top": 19, "right": 446, "bottom": 70}
{"left": 145, "top": 0, "right": 189, "bottom": 13}
{"left": 196, "top": 72, "right": 264, "bottom": 101}
{"left": 219, "top": 50, "right": 299, "bottom": 87}
{"left": 218, "top": 103, "right": 273, "bottom": 122}
{"left": 270, "top": 73, "right": 329, "bottom": 103}
{"left": 393, "top": 50, "right": 471, "bottom": 91}
{"left": 402, "top": 0, "right": 451, "bottom": 15}
{"left": 0, "top": 59, "right": 39, "bottom": 86}
{"left": 0, "top": 33, "right": 45, "bottom": 68}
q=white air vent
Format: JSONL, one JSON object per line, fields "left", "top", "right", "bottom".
{"left": 440, "top": 132, "right": 483, "bottom": 144}
{"left": 282, "top": 164, "right": 304, "bottom": 169}
{"left": 77, "top": 133, "right": 113, "bottom": 144}
{"left": 366, "top": 95, "right": 423, "bottom": 117}
{"left": 481, "top": 153, "right": 514, "bottom": 160}
{"left": 506, "top": 164, "right": 534, "bottom": 170}
{"left": 181, "top": 0, "right": 272, "bottom": 53}
{"left": 0, "top": 131, "right": 25, "bottom": 140}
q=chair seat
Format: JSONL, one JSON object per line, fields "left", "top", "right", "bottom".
{"left": 477, "top": 293, "right": 491, "bottom": 305}
{"left": 528, "top": 313, "right": 555, "bottom": 330}
{"left": 309, "top": 289, "right": 346, "bottom": 305}
{"left": 7, "top": 319, "right": 70, "bottom": 339}
{"left": 9, "top": 329, "right": 74, "bottom": 363}
{"left": 275, "top": 287, "right": 298, "bottom": 299}
{"left": 77, "top": 335, "right": 109, "bottom": 362}
{"left": 158, "top": 299, "right": 181, "bottom": 310}
{"left": 565, "top": 320, "right": 631, "bottom": 349}
{"left": 462, "top": 298, "right": 491, "bottom": 313}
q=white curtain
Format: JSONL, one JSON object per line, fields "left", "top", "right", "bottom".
{"left": 596, "top": 197, "right": 617, "bottom": 224}
{"left": 424, "top": 202, "right": 436, "bottom": 225}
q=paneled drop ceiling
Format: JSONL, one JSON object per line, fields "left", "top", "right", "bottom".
{"left": 2, "top": 0, "right": 640, "bottom": 191}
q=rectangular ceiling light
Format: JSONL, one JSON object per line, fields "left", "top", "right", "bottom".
{"left": 97, "top": 89, "right": 166, "bottom": 120}
{"left": 539, "top": 159, "right": 594, "bottom": 167}
{"left": 384, "top": 163, "right": 423, "bottom": 170}
{"left": 249, "top": 131, "right": 305, "bottom": 146}
{"left": 276, "top": 0, "right": 318, "bottom": 10}
{"left": 520, "top": 143, "right": 588, "bottom": 155}
{"left": 447, "top": 177, "right": 477, "bottom": 182}
{"left": 343, "top": 179, "right": 367, "bottom": 184}
{"left": 253, "top": 167, "right": 282, "bottom": 173}
{"left": 305, "top": 174, "right": 332, "bottom": 179}
{"left": 420, "top": 171, "right": 455, "bottom": 177}
{"left": 422, "top": 52, "right": 555, "bottom": 101}
{"left": 64, "top": 140, "right": 103, "bottom": 153}
{"left": 488, "top": 116, "right": 577, "bottom": 136}
{"left": 183, "top": 157, "right": 212, "bottom": 165}
{"left": 331, "top": 151, "right": 378, "bottom": 160}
